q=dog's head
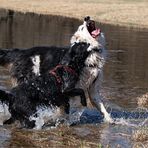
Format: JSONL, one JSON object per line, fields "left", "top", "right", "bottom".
{"left": 70, "top": 16, "right": 107, "bottom": 69}
{"left": 85, "top": 16, "right": 102, "bottom": 39}
{"left": 70, "top": 16, "right": 106, "bottom": 52}
{"left": 61, "top": 42, "right": 101, "bottom": 67}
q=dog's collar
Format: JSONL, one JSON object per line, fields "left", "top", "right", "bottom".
{"left": 49, "top": 64, "right": 78, "bottom": 85}
{"left": 49, "top": 70, "right": 62, "bottom": 84}
{"left": 63, "top": 65, "right": 78, "bottom": 77}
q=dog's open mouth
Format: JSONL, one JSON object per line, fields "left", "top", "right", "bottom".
{"left": 91, "top": 28, "right": 100, "bottom": 38}
{"left": 87, "top": 20, "right": 101, "bottom": 38}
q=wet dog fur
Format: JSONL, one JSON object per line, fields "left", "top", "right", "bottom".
{"left": 0, "top": 42, "right": 100, "bottom": 128}
{"left": 0, "top": 16, "right": 111, "bottom": 122}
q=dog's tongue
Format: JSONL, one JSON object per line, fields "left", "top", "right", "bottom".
{"left": 91, "top": 28, "right": 101, "bottom": 38}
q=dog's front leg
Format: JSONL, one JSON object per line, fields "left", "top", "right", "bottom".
{"left": 89, "top": 77, "right": 113, "bottom": 123}
{"left": 87, "top": 77, "right": 102, "bottom": 112}
{"left": 63, "top": 88, "right": 87, "bottom": 107}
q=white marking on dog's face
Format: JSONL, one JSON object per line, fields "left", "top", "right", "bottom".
{"left": 32, "top": 55, "right": 41, "bottom": 76}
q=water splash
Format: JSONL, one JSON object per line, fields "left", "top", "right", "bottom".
{"left": 68, "top": 108, "right": 85, "bottom": 125}
{"left": 0, "top": 103, "right": 11, "bottom": 125}
{"left": 0, "top": 101, "right": 147, "bottom": 130}
{"left": 99, "top": 107, "right": 148, "bottom": 148}
{"left": 72, "top": 99, "right": 148, "bottom": 129}
{"left": 29, "top": 106, "right": 87, "bottom": 129}
{"left": 30, "top": 106, "right": 62, "bottom": 130}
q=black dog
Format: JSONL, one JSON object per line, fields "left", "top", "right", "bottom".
{"left": 0, "top": 42, "right": 100, "bottom": 128}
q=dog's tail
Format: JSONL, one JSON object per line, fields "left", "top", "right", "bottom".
{"left": 0, "top": 48, "right": 19, "bottom": 66}
{"left": 0, "top": 89, "right": 12, "bottom": 104}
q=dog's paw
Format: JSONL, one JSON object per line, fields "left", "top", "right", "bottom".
{"left": 103, "top": 114, "right": 114, "bottom": 124}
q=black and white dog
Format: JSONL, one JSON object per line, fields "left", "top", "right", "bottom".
{"left": 0, "top": 16, "right": 112, "bottom": 123}
{"left": 0, "top": 42, "right": 99, "bottom": 129}
{"left": 70, "top": 17, "right": 112, "bottom": 122}
{"left": 0, "top": 46, "right": 68, "bottom": 86}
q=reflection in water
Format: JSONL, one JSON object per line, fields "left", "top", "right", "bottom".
{"left": 100, "top": 124, "right": 132, "bottom": 147}
{"left": 0, "top": 9, "right": 81, "bottom": 48}
{"left": 0, "top": 9, "right": 148, "bottom": 147}
{"left": 99, "top": 23, "right": 148, "bottom": 109}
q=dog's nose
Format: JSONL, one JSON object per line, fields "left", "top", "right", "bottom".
{"left": 84, "top": 16, "right": 90, "bottom": 22}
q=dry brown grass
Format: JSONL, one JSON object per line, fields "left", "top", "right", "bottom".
{"left": 9, "top": 125, "right": 102, "bottom": 148}
{"left": 137, "top": 93, "right": 148, "bottom": 108}
{"left": 132, "top": 128, "right": 148, "bottom": 142}
{"left": 0, "top": 0, "right": 148, "bottom": 28}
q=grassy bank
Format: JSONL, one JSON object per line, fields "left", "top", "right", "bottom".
{"left": 0, "top": 0, "right": 148, "bottom": 28}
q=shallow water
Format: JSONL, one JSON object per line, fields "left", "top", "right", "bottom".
{"left": 0, "top": 9, "right": 148, "bottom": 147}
